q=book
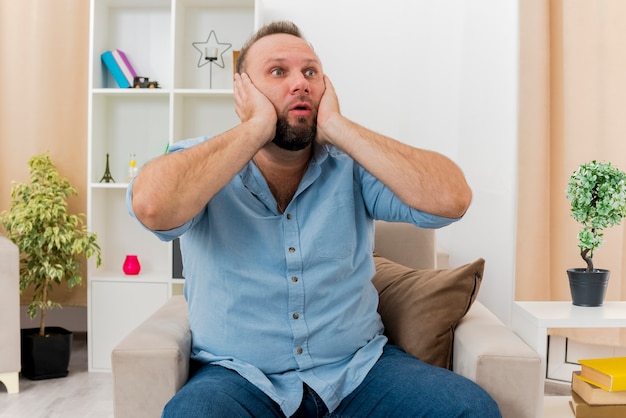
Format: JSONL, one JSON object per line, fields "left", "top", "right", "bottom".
{"left": 569, "top": 390, "right": 626, "bottom": 417}
{"left": 572, "top": 371, "right": 626, "bottom": 405}
{"left": 111, "top": 49, "right": 137, "bottom": 86}
{"left": 101, "top": 50, "right": 130, "bottom": 88}
{"left": 579, "top": 357, "right": 626, "bottom": 392}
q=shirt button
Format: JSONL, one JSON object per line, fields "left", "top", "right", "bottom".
{"left": 289, "top": 247, "right": 296, "bottom": 253}
{"left": 286, "top": 214, "right": 293, "bottom": 220}
{"left": 293, "top": 312, "right": 299, "bottom": 319}
{"left": 291, "top": 276, "right": 298, "bottom": 282}
{"left": 296, "top": 347, "right": 303, "bottom": 355}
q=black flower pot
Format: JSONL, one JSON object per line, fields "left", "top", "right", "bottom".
{"left": 20, "top": 327, "right": 73, "bottom": 380}
{"left": 567, "top": 268, "right": 610, "bottom": 307}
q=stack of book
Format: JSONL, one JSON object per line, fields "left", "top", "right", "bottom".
{"left": 570, "top": 356, "right": 626, "bottom": 417}
{"left": 101, "top": 49, "right": 137, "bottom": 88}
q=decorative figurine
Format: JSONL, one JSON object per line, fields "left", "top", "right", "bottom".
{"left": 99, "top": 153, "right": 115, "bottom": 183}
{"left": 133, "top": 76, "right": 160, "bottom": 88}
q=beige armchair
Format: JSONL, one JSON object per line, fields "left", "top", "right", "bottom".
{"left": 112, "top": 222, "right": 541, "bottom": 417}
{"left": 0, "top": 236, "right": 20, "bottom": 394}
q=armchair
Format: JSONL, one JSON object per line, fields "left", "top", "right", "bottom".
{"left": 112, "top": 222, "right": 541, "bottom": 417}
{"left": 0, "top": 235, "right": 20, "bottom": 394}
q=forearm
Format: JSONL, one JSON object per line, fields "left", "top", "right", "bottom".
{"left": 132, "top": 122, "right": 268, "bottom": 231}
{"left": 321, "top": 115, "right": 472, "bottom": 219}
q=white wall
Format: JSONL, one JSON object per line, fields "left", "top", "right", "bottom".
{"left": 21, "top": 306, "right": 88, "bottom": 332}
{"left": 263, "top": 0, "right": 519, "bottom": 325}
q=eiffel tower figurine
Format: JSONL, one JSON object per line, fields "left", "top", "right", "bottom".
{"left": 100, "top": 153, "right": 116, "bottom": 183}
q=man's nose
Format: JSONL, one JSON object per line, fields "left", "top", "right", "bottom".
{"left": 290, "top": 72, "right": 310, "bottom": 94}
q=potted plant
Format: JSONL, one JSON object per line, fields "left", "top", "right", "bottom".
{"left": 0, "top": 154, "right": 101, "bottom": 379}
{"left": 566, "top": 160, "right": 626, "bottom": 306}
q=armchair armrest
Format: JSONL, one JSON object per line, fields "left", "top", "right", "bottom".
{"left": 112, "top": 295, "right": 191, "bottom": 418}
{"left": 0, "top": 236, "right": 20, "bottom": 394}
{"left": 453, "top": 302, "right": 542, "bottom": 418}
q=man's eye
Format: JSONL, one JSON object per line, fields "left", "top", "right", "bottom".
{"left": 305, "top": 69, "right": 316, "bottom": 77}
{"left": 271, "top": 69, "right": 284, "bottom": 76}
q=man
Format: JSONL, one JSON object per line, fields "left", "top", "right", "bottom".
{"left": 129, "top": 21, "right": 500, "bottom": 418}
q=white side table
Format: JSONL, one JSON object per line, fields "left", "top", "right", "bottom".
{"left": 511, "top": 301, "right": 626, "bottom": 417}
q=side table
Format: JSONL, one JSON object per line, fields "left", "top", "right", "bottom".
{"left": 511, "top": 301, "right": 626, "bottom": 417}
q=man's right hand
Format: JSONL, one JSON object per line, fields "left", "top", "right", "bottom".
{"left": 234, "top": 73, "right": 277, "bottom": 145}
{"left": 132, "top": 75, "right": 279, "bottom": 231}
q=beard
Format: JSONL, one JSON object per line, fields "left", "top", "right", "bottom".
{"left": 272, "top": 114, "right": 317, "bottom": 151}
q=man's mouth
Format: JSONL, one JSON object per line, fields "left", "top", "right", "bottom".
{"left": 289, "top": 101, "right": 313, "bottom": 117}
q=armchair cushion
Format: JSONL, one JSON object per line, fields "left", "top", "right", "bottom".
{"left": 372, "top": 255, "right": 484, "bottom": 369}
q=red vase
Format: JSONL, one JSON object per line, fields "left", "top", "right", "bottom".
{"left": 122, "top": 255, "right": 141, "bottom": 275}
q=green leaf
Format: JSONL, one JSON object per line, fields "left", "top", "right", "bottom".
{"left": 566, "top": 160, "right": 626, "bottom": 267}
{"left": 0, "top": 153, "right": 102, "bottom": 330}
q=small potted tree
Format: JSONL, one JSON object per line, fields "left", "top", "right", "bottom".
{"left": 566, "top": 160, "right": 626, "bottom": 306}
{"left": 0, "top": 154, "right": 101, "bottom": 379}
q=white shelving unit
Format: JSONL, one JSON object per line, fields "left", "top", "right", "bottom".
{"left": 87, "top": 0, "right": 261, "bottom": 372}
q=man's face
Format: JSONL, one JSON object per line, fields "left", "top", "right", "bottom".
{"left": 243, "top": 34, "right": 325, "bottom": 150}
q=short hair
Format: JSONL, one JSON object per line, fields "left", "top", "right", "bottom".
{"left": 236, "top": 21, "right": 305, "bottom": 73}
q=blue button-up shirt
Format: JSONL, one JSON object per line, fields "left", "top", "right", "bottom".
{"left": 127, "top": 136, "right": 457, "bottom": 416}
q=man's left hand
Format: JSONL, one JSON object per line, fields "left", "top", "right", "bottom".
{"left": 316, "top": 75, "right": 342, "bottom": 146}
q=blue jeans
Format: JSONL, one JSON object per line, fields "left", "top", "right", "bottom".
{"left": 162, "top": 345, "right": 501, "bottom": 417}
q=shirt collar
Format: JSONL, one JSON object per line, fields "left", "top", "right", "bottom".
{"left": 239, "top": 143, "right": 331, "bottom": 193}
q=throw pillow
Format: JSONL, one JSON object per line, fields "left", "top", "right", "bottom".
{"left": 372, "top": 255, "right": 484, "bottom": 369}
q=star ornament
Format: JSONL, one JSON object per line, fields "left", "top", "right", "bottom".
{"left": 192, "top": 30, "right": 232, "bottom": 68}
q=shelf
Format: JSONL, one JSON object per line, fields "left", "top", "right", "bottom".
{"left": 89, "top": 271, "right": 171, "bottom": 284}
{"left": 92, "top": 88, "right": 235, "bottom": 96}
{"left": 92, "top": 88, "right": 171, "bottom": 96}
{"left": 173, "top": 88, "right": 233, "bottom": 96}
{"left": 177, "top": 0, "right": 254, "bottom": 6}
{"left": 94, "top": 0, "right": 170, "bottom": 6}
{"left": 90, "top": 182, "right": 129, "bottom": 189}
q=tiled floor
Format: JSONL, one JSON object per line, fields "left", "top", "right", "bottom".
{"left": 0, "top": 333, "right": 113, "bottom": 418}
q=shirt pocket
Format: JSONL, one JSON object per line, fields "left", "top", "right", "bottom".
{"left": 313, "top": 198, "right": 357, "bottom": 259}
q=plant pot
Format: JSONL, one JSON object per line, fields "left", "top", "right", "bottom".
{"left": 567, "top": 268, "right": 610, "bottom": 307}
{"left": 20, "top": 327, "right": 73, "bottom": 380}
